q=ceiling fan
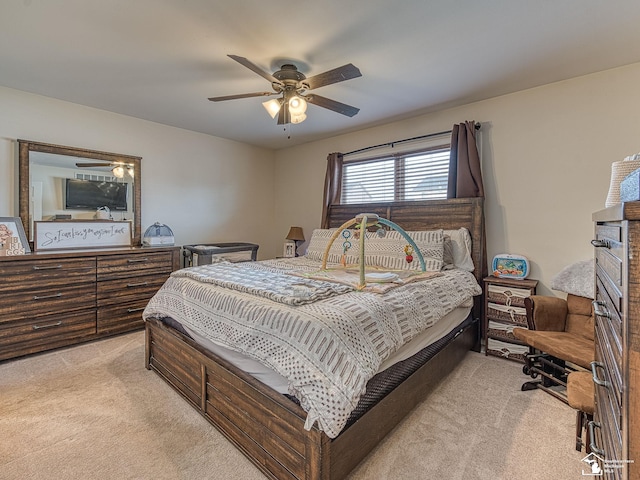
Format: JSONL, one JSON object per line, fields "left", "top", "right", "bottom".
{"left": 208, "top": 55, "right": 362, "bottom": 125}
{"left": 75, "top": 162, "right": 134, "bottom": 178}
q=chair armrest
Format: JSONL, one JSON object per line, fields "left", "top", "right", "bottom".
{"left": 524, "top": 295, "right": 568, "bottom": 331}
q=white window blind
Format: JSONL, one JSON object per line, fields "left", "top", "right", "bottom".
{"left": 342, "top": 146, "right": 450, "bottom": 204}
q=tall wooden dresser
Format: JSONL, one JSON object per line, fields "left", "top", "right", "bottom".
{"left": 592, "top": 203, "right": 639, "bottom": 480}
{"left": 0, "top": 246, "right": 180, "bottom": 362}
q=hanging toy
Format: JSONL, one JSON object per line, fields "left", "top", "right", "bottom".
{"left": 341, "top": 229, "right": 352, "bottom": 267}
{"left": 404, "top": 244, "right": 414, "bottom": 264}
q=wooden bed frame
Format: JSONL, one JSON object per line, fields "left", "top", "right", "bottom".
{"left": 145, "top": 198, "right": 486, "bottom": 480}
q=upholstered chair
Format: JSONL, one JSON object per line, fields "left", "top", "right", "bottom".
{"left": 566, "top": 371, "right": 595, "bottom": 453}
{"left": 512, "top": 293, "right": 595, "bottom": 402}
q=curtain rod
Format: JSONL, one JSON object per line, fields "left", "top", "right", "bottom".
{"left": 343, "top": 122, "right": 481, "bottom": 157}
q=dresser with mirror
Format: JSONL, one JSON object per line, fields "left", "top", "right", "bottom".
{"left": 0, "top": 140, "right": 179, "bottom": 362}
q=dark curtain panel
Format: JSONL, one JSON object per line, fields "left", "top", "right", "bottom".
{"left": 321, "top": 152, "right": 344, "bottom": 229}
{"left": 447, "top": 121, "right": 484, "bottom": 198}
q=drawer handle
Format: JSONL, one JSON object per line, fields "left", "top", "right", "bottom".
{"left": 127, "top": 307, "right": 146, "bottom": 313}
{"left": 32, "top": 293, "right": 63, "bottom": 300}
{"left": 32, "top": 264, "right": 63, "bottom": 270}
{"left": 588, "top": 421, "right": 606, "bottom": 457}
{"left": 32, "top": 321, "right": 63, "bottom": 330}
{"left": 127, "top": 258, "right": 149, "bottom": 263}
{"left": 126, "top": 282, "right": 149, "bottom": 288}
{"left": 591, "top": 361, "right": 610, "bottom": 388}
{"left": 591, "top": 239, "right": 610, "bottom": 249}
{"left": 592, "top": 300, "right": 611, "bottom": 319}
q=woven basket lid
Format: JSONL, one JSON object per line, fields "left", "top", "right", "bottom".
{"left": 606, "top": 159, "right": 640, "bottom": 207}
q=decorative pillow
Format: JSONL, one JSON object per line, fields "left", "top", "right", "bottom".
{"left": 443, "top": 228, "right": 475, "bottom": 272}
{"left": 361, "top": 229, "right": 445, "bottom": 271}
{"left": 305, "top": 227, "right": 447, "bottom": 272}
{"left": 305, "top": 229, "right": 360, "bottom": 264}
{"left": 550, "top": 260, "right": 594, "bottom": 299}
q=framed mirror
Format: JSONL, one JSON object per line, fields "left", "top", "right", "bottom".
{"left": 18, "top": 140, "right": 142, "bottom": 247}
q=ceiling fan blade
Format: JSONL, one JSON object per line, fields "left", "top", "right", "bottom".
{"left": 227, "top": 55, "right": 282, "bottom": 86}
{"left": 304, "top": 64, "right": 362, "bottom": 90}
{"left": 76, "top": 162, "right": 112, "bottom": 168}
{"left": 305, "top": 94, "right": 360, "bottom": 117}
{"left": 208, "top": 91, "right": 277, "bottom": 102}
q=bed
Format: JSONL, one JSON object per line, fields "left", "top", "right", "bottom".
{"left": 144, "top": 198, "right": 486, "bottom": 480}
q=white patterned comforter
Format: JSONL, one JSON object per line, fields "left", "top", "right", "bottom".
{"left": 143, "top": 257, "right": 481, "bottom": 438}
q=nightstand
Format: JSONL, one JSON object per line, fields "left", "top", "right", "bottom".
{"left": 483, "top": 276, "right": 538, "bottom": 362}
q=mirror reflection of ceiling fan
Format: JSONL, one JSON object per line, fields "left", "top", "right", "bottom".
{"left": 75, "top": 162, "right": 134, "bottom": 178}
{"left": 208, "top": 55, "right": 362, "bottom": 125}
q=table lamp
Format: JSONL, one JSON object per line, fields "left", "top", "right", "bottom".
{"left": 286, "top": 226, "right": 305, "bottom": 257}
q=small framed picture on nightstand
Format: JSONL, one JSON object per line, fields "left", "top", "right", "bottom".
{"left": 283, "top": 241, "right": 295, "bottom": 258}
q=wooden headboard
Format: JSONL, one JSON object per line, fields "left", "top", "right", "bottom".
{"left": 327, "top": 197, "right": 487, "bottom": 323}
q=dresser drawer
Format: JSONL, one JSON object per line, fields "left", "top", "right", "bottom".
{"left": 594, "top": 294, "right": 623, "bottom": 376}
{"left": 486, "top": 302, "right": 528, "bottom": 326}
{"left": 97, "top": 300, "right": 148, "bottom": 335}
{"left": 596, "top": 275, "right": 623, "bottom": 340}
{"left": 486, "top": 284, "right": 531, "bottom": 307}
{"left": 0, "top": 258, "right": 96, "bottom": 293}
{"left": 97, "top": 272, "right": 170, "bottom": 306}
{"left": 594, "top": 366, "right": 623, "bottom": 463}
{"left": 0, "top": 310, "right": 96, "bottom": 361}
{"left": 595, "top": 320, "right": 623, "bottom": 412}
{"left": 97, "top": 251, "right": 173, "bottom": 280}
{"left": 0, "top": 283, "right": 96, "bottom": 322}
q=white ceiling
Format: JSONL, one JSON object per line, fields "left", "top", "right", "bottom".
{"left": 2, "top": 1, "right": 640, "bottom": 150}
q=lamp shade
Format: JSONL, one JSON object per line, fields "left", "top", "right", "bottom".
{"left": 286, "top": 226, "right": 305, "bottom": 242}
{"left": 262, "top": 98, "right": 282, "bottom": 119}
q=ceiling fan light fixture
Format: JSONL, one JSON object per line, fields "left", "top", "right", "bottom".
{"left": 112, "top": 165, "right": 125, "bottom": 178}
{"left": 262, "top": 98, "right": 282, "bottom": 119}
{"left": 290, "top": 112, "right": 307, "bottom": 124}
{"left": 288, "top": 95, "right": 307, "bottom": 115}
{"left": 127, "top": 166, "right": 135, "bottom": 178}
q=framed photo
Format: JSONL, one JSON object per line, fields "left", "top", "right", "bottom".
{"left": 283, "top": 241, "right": 296, "bottom": 258}
{"left": 0, "top": 217, "right": 30, "bottom": 255}
{"left": 34, "top": 220, "right": 132, "bottom": 251}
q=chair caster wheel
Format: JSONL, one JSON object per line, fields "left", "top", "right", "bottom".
{"left": 522, "top": 365, "right": 530, "bottom": 375}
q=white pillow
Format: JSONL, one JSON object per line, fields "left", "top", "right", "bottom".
{"left": 362, "top": 229, "right": 444, "bottom": 271}
{"left": 305, "top": 228, "right": 445, "bottom": 272}
{"left": 305, "top": 228, "right": 360, "bottom": 264}
{"left": 443, "top": 228, "right": 475, "bottom": 272}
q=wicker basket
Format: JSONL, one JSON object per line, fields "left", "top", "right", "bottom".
{"left": 606, "top": 158, "right": 640, "bottom": 207}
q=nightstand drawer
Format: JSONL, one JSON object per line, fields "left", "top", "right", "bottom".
{"left": 486, "top": 338, "right": 528, "bottom": 362}
{"left": 487, "top": 302, "right": 527, "bottom": 326}
{"left": 486, "top": 284, "right": 531, "bottom": 307}
{"left": 487, "top": 320, "right": 523, "bottom": 342}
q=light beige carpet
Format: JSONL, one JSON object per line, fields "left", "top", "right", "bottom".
{"left": 0, "top": 332, "right": 585, "bottom": 480}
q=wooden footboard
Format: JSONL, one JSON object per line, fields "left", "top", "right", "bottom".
{"left": 145, "top": 317, "right": 475, "bottom": 480}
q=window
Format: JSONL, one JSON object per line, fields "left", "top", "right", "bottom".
{"left": 341, "top": 146, "right": 450, "bottom": 204}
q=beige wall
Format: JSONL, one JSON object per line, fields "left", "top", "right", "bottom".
{"left": 274, "top": 62, "right": 640, "bottom": 294}
{"left": 3, "top": 63, "right": 640, "bottom": 284}
{"left": 0, "top": 86, "right": 278, "bottom": 259}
